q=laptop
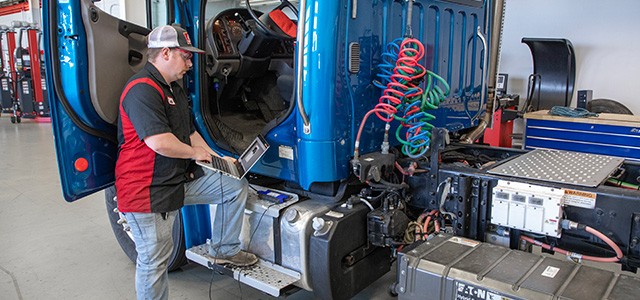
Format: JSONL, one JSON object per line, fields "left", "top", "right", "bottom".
{"left": 196, "top": 135, "right": 269, "bottom": 180}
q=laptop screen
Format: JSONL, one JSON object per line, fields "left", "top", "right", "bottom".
{"left": 239, "top": 135, "right": 269, "bottom": 173}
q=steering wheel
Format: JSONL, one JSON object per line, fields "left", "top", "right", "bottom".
{"left": 245, "top": 0, "right": 298, "bottom": 40}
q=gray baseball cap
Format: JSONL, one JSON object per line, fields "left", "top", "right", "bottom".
{"left": 147, "top": 24, "right": 204, "bottom": 53}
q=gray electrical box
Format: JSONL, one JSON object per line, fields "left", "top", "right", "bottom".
{"left": 395, "top": 234, "right": 640, "bottom": 300}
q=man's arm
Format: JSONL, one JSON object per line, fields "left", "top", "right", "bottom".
{"left": 190, "top": 131, "right": 215, "bottom": 155}
{"left": 145, "top": 132, "right": 210, "bottom": 161}
{"left": 190, "top": 131, "right": 236, "bottom": 162}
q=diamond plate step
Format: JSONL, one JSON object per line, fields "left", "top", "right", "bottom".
{"left": 488, "top": 149, "right": 623, "bottom": 187}
{"left": 186, "top": 244, "right": 301, "bottom": 297}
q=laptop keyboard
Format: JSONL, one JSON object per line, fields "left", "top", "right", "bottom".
{"left": 196, "top": 135, "right": 269, "bottom": 179}
{"left": 209, "top": 155, "right": 236, "bottom": 175}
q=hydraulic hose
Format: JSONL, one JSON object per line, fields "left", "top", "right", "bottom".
{"left": 607, "top": 178, "right": 640, "bottom": 190}
{"left": 366, "top": 37, "right": 449, "bottom": 159}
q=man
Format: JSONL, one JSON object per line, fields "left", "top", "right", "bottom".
{"left": 116, "top": 24, "right": 257, "bottom": 300}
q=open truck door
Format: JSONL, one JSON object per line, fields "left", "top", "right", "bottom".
{"left": 43, "top": 0, "right": 149, "bottom": 201}
{"left": 44, "top": 0, "right": 190, "bottom": 271}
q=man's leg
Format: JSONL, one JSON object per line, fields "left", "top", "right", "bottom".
{"left": 124, "top": 211, "right": 177, "bottom": 300}
{"left": 184, "top": 169, "right": 255, "bottom": 265}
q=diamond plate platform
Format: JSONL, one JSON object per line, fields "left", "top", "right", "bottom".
{"left": 186, "top": 244, "right": 300, "bottom": 297}
{"left": 488, "top": 149, "right": 624, "bottom": 187}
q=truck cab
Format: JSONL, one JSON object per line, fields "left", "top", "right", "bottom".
{"left": 42, "top": 0, "right": 494, "bottom": 297}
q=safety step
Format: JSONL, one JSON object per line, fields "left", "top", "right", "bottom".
{"left": 186, "top": 244, "right": 301, "bottom": 297}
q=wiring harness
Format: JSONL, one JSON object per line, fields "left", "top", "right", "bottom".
{"left": 521, "top": 219, "right": 623, "bottom": 263}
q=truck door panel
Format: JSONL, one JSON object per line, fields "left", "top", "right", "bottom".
{"left": 81, "top": 1, "right": 149, "bottom": 124}
{"left": 44, "top": 0, "right": 149, "bottom": 201}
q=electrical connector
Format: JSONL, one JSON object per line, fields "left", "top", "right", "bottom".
{"left": 566, "top": 252, "right": 583, "bottom": 263}
{"left": 381, "top": 141, "right": 390, "bottom": 155}
{"left": 381, "top": 123, "right": 391, "bottom": 154}
{"left": 560, "top": 219, "right": 579, "bottom": 230}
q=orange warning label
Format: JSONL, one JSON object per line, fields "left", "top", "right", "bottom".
{"left": 563, "top": 189, "right": 597, "bottom": 209}
{"left": 564, "top": 189, "right": 596, "bottom": 199}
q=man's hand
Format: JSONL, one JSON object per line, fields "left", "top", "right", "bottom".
{"left": 222, "top": 156, "right": 237, "bottom": 163}
{"left": 191, "top": 146, "right": 211, "bottom": 162}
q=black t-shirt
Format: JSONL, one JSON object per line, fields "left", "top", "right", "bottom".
{"left": 115, "top": 63, "right": 197, "bottom": 213}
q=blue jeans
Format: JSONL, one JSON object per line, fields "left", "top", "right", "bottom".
{"left": 184, "top": 169, "right": 249, "bottom": 257}
{"left": 124, "top": 168, "right": 248, "bottom": 300}
{"left": 124, "top": 211, "right": 177, "bottom": 300}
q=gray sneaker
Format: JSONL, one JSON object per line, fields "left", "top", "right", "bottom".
{"left": 213, "top": 250, "right": 258, "bottom": 267}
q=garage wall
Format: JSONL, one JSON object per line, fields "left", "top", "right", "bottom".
{"left": 0, "top": 0, "right": 124, "bottom": 49}
{"left": 499, "top": 0, "right": 640, "bottom": 114}
{"left": 0, "top": 1, "right": 125, "bottom": 27}
{"left": 0, "top": 11, "right": 31, "bottom": 26}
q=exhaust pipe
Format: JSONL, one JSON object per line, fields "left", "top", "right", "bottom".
{"left": 460, "top": 0, "right": 506, "bottom": 144}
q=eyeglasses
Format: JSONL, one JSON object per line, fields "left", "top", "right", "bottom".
{"left": 172, "top": 48, "right": 193, "bottom": 61}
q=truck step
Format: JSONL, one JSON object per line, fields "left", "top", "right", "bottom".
{"left": 186, "top": 244, "right": 301, "bottom": 297}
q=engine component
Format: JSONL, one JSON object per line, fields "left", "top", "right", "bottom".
{"left": 351, "top": 151, "right": 396, "bottom": 183}
{"left": 395, "top": 234, "right": 640, "bottom": 300}
{"left": 312, "top": 217, "right": 331, "bottom": 236}
{"left": 367, "top": 207, "right": 410, "bottom": 247}
{"left": 491, "top": 180, "right": 564, "bottom": 237}
{"left": 310, "top": 203, "right": 391, "bottom": 300}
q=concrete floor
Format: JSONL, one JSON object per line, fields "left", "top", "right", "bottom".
{"left": 0, "top": 118, "right": 395, "bottom": 300}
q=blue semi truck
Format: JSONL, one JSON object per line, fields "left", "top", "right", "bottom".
{"left": 44, "top": 0, "right": 640, "bottom": 299}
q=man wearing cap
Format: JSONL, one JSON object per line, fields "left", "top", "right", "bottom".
{"left": 116, "top": 24, "right": 257, "bottom": 300}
